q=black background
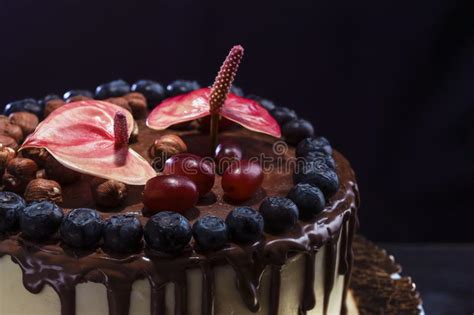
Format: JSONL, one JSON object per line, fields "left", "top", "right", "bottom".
{"left": 0, "top": 0, "right": 473, "bottom": 242}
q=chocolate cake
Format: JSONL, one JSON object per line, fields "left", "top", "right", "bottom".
{"left": 0, "top": 46, "right": 359, "bottom": 315}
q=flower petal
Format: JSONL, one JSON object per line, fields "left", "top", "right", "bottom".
{"left": 221, "top": 94, "right": 281, "bottom": 137}
{"left": 22, "top": 100, "right": 156, "bottom": 185}
{"left": 46, "top": 145, "right": 155, "bottom": 186}
{"left": 146, "top": 88, "right": 211, "bottom": 130}
{"left": 147, "top": 88, "right": 281, "bottom": 137}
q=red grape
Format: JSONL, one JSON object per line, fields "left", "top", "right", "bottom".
{"left": 214, "top": 140, "right": 243, "bottom": 175}
{"left": 222, "top": 160, "right": 264, "bottom": 201}
{"left": 163, "top": 153, "right": 215, "bottom": 197}
{"left": 143, "top": 175, "right": 199, "bottom": 215}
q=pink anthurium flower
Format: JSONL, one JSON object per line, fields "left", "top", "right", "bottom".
{"left": 21, "top": 100, "right": 156, "bottom": 185}
{"left": 147, "top": 45, "right": 280, "bottom": 139}
{"left": 146, "top": 88, "right": 281, "bottom": 137}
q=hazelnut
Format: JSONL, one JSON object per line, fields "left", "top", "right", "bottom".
{"left": 0, "top": 146, "right": 16, "bottom": 174}
{"left": 2, "top": 157, "right": 37, "bottom": 193}
{"left": 124, "top": 92, "right": 147, "bottom": 119}
{"left": 104, "top": 97, "right": 132, "bottom": 113}
{"left": 66, "top": 95, "right": 92, "bottom": 103}
{"left": 0, "top": 122, "right": 23, "bottom": 143}
{"left": 24, "top": 178, "right": 62, "bottom": 204}
{"left": 44, "top": 155, "right": 81, "bottom": 185}
{"left": 125, "top": 92, "right": 146, "bottom": 102}
{"left": 21, "top": 147, "right": 49, "bottom": 167}
{"left": 9, "top": 112, "right": 39, "bottom": 136}
{"left": 0, "top": 135, "right": 18, "bottom": 150}
{"left": 149, "top": 134, "right": 187, "bottom": 171}
{"left": 2, "top": 172, "right": 27, "bottom": 193}
{"left": 129, "top": 120, "right": 139, "bottom": 143}
{"left": 91, "top": 178, "right": 128, "bottom": 208}
{"left": 7, "top": 157, "right": 38, "bottom": 182}
{"left": 44, "top": 99, "right": 66, "bottom": 117}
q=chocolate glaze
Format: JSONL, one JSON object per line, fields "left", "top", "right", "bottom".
{"left": 0, "top": 120, "right": 359, "bottom": 315}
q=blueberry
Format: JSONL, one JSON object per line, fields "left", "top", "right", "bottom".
{"left": 63, "top": 89, "right": 93, "bottom": 100}
{"left": 303, "top": 151, "right": 336, "bottom": 170}
{"left": 95, "top": 79, "right": 130, "bottom": 99}
{"left": 60, "top": 208, "right": 103, "bottom": 248}
{"left": 293, "top": 161, "right": 339, "bottom": 199}
{"left": 192, "top": 215, "right": 228, "bottom": 251}
{"left": 131, "top": 79, "right": 166, "bottom": 108}
{"left": 39, "top": 94, "right": 61, "bottom": 107}
{"left": 259, "top": 197, "right": 299, "bottom": 234}
{"left": 20, "top": 201, "right": 64, "bottom": 239}
{"left": 0, "top": 192, "right": 26, "bottom": 232}
{"left": 225, "top": 207, "right": 264, "bottom": 244}
{"left": 271, "top": 107, "right": 297, "bottom": 126}
{"left": 296, "top": 137, "right": 333, "bottom": 157}
{"left": 287, "top": 183, "right": 326, "bottom": 219}
{"left": 166, "top": 80, "right": 200, "bottom": 97}
{"left": 144, "top": 211, "right": 192, "bottom": 254}
{"left": 282, "top": 119, "right": 315, "bottom": 145}
{"left": 3, "top": 98, "right": 43, "bottom": 117}
{"left": 103, "top": 214, "right": 143, "bottom": 253}
{"left": 230, "top": 85, "right": 244, "bottom": 97}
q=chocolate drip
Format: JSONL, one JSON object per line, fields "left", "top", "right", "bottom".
{"left": 338, "top": 221, "right": 349, "bottom": 275}
{"left": 269, "top": 265, "right": 282, "bottom": 315}
{"left": 0, "top": 125, "right": 359, "bottom": 315}
{"left": 150, "top": 284, "right": 166, "bottom": 315}
{"left": 340, "top": 182, "right": 359, "bottom": 315}
{"left": 299, "top": 251, "right": 317, "bottom": 315}
{"left": 323, "top": 241, "right": 338, "bottom": 315}
{"left": 200, "top": 262, "right": 215, "bottom": 315}
{"left": 225, "top": 247, "right": 266, "bottom": 312}
{"left": 58, "top": 287, "right": 76, "bottom": 315}
{"left": 340, "top": 206, "right": 357, "bottom": 315}
{"left": 106, "top": 280, "right": 133, "bottom": 315}
{"left": 172, "top": 271, "right": 187, "bottom": 315}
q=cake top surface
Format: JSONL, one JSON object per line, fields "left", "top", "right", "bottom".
{"left": 55, "top": 119, "right": 357, "bottom": 244}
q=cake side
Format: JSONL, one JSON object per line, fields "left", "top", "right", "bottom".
{"left": 0, "top": 233, "right": 352, "bottom": 315}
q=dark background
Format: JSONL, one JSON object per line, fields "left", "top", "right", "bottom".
{"left": 0, "top": 0, "right": 473, "bottom": 242}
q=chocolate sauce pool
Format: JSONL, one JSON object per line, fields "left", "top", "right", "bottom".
{"left": 0, "top": 121, "right": 359, "bottom": 315}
